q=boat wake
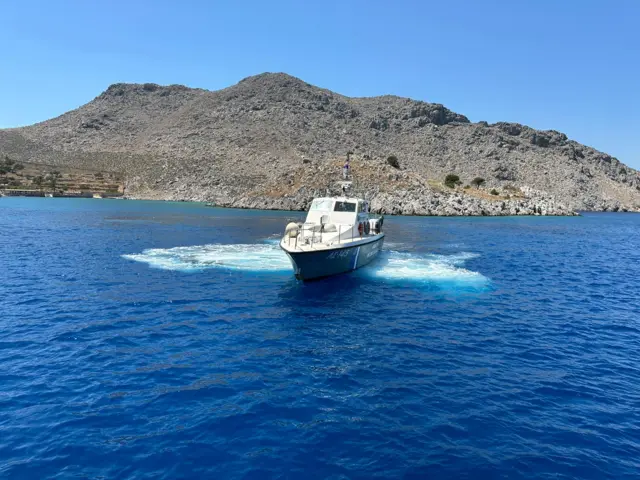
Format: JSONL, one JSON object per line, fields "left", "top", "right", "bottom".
{"left": 364, "top": 250, "right": 489, "bottom": 288}
{"left": 123, "top": 243, "right": 489, "bottom": 288}
{"left": 122, "top": 244, "right": 292, "bottom": 272}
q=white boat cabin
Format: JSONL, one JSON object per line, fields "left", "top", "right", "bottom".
{"left": 281, "top": 197, "right": 378, "bottom": 247}
{"left": 305, "top": 197, "right": 369, "bottom": 225}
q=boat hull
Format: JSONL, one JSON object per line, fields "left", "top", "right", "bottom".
{"left": 282, "top": 234, "right": 384, "bottom": 281}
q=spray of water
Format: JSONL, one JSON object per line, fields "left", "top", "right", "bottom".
{"left": 364, "top": 250, "right": 488, "bottom": 287}
{"left": 123, "top": 243, "right": 489, "bottom": 288}
{"left": 122, "top": 244, "right": 292, "bottom": 272}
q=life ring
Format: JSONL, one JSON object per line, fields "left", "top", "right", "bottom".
{"left": 357, "top": 222, "right": 364, "bottom": 236}
{"left": 364, "top": 221, "right": 370, "bottom": 235}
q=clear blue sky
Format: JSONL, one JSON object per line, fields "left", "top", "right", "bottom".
{"left": 2, "top": 0, "right": 638, "bottom": 168}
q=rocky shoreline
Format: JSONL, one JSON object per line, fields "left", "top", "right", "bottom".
{"left": 127, "top": 185, "right": 582, "bottom": 216}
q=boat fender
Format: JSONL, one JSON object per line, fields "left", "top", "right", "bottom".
{"left": 357, "top": 222, "right": 363, "bottom": 236}
{"left": 285, "top": 222, "right": 299, "bottom": 238}
{"left": 364, "top": 221, "right": 370, "bottom": 235}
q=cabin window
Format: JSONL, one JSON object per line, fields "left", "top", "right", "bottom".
{"left": 310, "top": 199, "right": 333, "bottom": 211}
{"left": 334, "top": 201, "right": 356, "bottom": 212}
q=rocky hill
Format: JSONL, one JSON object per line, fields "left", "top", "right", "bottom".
{"left": 1, "top": 72, "right": 639, "bottom": 215}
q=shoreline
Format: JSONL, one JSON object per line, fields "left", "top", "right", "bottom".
{"left": 127, "top": 195, "right": 588, "bottom": 217}
{"left": 6, "top": 193, "right": 640, "bottom": 216}
{"left": 123, "top": 190, "right": 583, "bottom": 217}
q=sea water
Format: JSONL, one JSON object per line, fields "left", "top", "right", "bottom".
{"left": 1, "top": 198, "right": 639, "bottom": 479}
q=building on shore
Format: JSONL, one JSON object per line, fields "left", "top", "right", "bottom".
{"left": 0, "top": 189, "right": 45, "bottom": 197}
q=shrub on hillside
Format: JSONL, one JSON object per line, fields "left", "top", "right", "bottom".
{"left": 386, "top": 155, "right": 400, "bottom": 169}
{"left": 0, "top": 156, "right": 24, "bottom": 175}
{"left": 490, "top": 189, "right": 499, "bottom": 195}
{"left": 444, "top": 174, "right": 461, "bottom": 188}
{"left": 471, "top": 177, "right": 485, "bottom": 188}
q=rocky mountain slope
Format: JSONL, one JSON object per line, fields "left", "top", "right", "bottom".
{"left": 1, "top": 72, "right": 639, "bottom": 215}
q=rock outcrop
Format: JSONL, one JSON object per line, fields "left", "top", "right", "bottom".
{"left": 1, "top": 72, "right": 638, "bottom": 215}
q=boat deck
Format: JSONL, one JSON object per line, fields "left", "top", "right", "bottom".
{"left": 280, "top": 232, "right": 383, "bottom": 252}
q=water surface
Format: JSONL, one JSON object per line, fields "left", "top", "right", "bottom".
{"left": 1, "top": 198, "right": 639, "bottom": 479}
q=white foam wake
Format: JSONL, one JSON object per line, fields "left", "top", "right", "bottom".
{"left": 122, "top": 243, "right": 292, "bottom": 272}
{"left": 364, "top": 251, "right": 489, "bottom": 287}
{"left": 123, "top": 243, "right": 489, "bottom": 288}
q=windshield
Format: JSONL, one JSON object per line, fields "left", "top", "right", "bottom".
{"left": 334, "top": 201, "right": 356, "bottom": 212}
{"left": 309, "top": 199, "right": 333, "bottom": 211}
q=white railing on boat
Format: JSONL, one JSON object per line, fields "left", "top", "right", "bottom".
{"left": 284, "top": 214, "right": 383, "bottom": 250}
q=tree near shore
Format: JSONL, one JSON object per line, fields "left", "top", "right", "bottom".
{"left": 46, "top": 171, "right": 61, "bottom": 191}
{"left": 33, "top": 176, "right": 44, "bottom": 191}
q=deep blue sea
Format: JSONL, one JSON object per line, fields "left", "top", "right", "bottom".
{"left": 1, "top": 197, "right": 639, "bottom": 479}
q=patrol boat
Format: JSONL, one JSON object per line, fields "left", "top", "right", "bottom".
{"left": 280, "top": 195, "right": 385, "bottom": 281}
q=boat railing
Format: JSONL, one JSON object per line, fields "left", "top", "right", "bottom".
{"left": 286, "top": 216, "right": 383, "bottom": 250}
{"left": 300, "top": 222, "right": 355, "bottom": 247}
